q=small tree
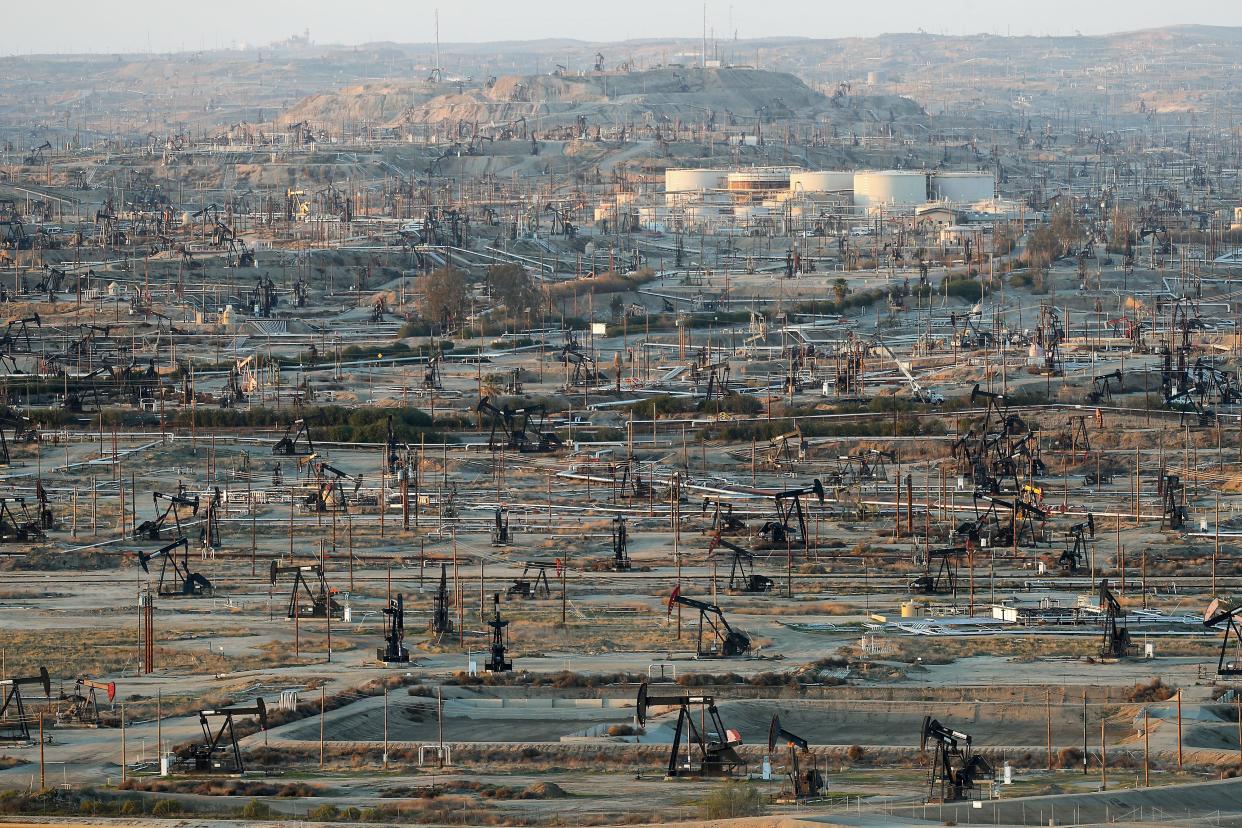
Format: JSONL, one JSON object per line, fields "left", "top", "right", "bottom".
{"left": 833, "top": 278, "right": 849, "bottom": 304}
{"left": 419, "top": 266, "right": 468, "bottom": 331}
{"left": 486, "top": 263, "right": 539, "bottom": 317}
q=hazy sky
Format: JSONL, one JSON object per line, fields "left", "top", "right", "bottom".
{"left": 5, "top": 0, "right": 1242, "bottom": 54}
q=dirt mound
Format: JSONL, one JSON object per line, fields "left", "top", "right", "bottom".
{"left": 277, "top": 67, "right": 890, "bottom": 133}
{"left": 522, "top": 781, "right": 568, "bottom": 798}
{"left": 279, "top": 82, "right": 441, "bottom": 126}
{"left": 0, "top": 548, "right": 120, "bottom": 571}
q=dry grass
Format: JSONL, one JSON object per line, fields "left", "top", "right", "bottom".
{"left": 0, "top": 628, "right": 277, "bottom": 682}
{"left": 119, "top": 778, "right": 320, "bottom": 798}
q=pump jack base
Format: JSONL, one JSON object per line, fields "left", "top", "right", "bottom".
{"left": 377, "top": 648, "right": 410, "bottom": 665}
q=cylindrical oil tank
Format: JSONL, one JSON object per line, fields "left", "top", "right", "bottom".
{"left": 853, "top": 170, "right": 928, "bottom": 208}
{"left": 727, "top": 168, "right": 792, "bottom": 196}
{"left": 665, "top": 168, "right": 728, "bottom": 193}
{"left": 932, "top": 171, "right": 995, "bottom": 203}
{"left": 789, "top": 170, "right": 854, "bottom": 193}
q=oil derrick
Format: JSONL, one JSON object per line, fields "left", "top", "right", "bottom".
{"left": 193, "top": 698, "right": 268, "bottom": 773}
{"left": 0, "top": 667, "right": 50, "bottom": 742}
{"left": 611, "top": 516, "right": 630, "bottom": 571}
{"left": 485, "top": 593, "right": 512, "bottom": 672}
{"left": 430, "top": 563, "right": 453, "bottom": 636}
{"left": 635, "top": 682, "right": 744, "bottom": 778}
{"left": 667, "top": 588, "right": 752, "bottom": 657}
{"left": 1098, "top": 578, "right": 1130, "bottom": 659}
{"left": 507, "top": 561, "right": 552, "bottom": 600}
{"left": 920, "top": 717, "right": 993, "bottom": 803}
{"left": 137, "top": 537, "right": 213, "bottom": 597}
{"left": 378, "top": 594, "right": 410, "bottom": 664}
{"left": 769, "top": 715, "right": 823, "bottom": 802}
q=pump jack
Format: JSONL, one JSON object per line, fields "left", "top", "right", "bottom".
{"left": 138, "top": 537, "right": 213, "bottom": 597}
{"left": 635, "top": 681, "right": 744, "bottom": 777}
{"left": 0, "top": 497, "right": 45, "bottom": 542}
{"left": 920, "top": 716, "right": 993, "bottom": 803}
{"left": 1204, "top": 598, "right": 1242, "bottom": 676}
{"left": 507, "top": 561, "right": 552, "bottom": 600}
{"left": 476, "top": 396, "right": 563, "bottom": 453}
{"left": 135, "top": 489, "right": 199, "bottom": 540}
{"left": 667, "top": 589, "right": 752, "bottom": 657}
{"left": 272, "top": 418, "right": 315, "bottom": 456}
{"left": 1088, "top": 369, "right": 1123, "bottom": 405}
{"left": 491, "top": 507, "right": 511, "bottom": 545}
{"left": 910, "top": 546, "right": 966, "bottom": 596}
{"left": 1059, "top": 515, "right": 1094, "bottom": 574}
{"left": 703, "top": 498, "right": 747, "bottom": 534}
{"left": 305, "top": 462, "right": 358, "bottom": 513}
{"left": 270, "top": 561, "right": 341, "bottom": 619}
{"left": 194, "top": 698, "right": 267, "bottom": 774}
{"left": 1161, "top": 473, "right": 1187, "bottom": 530}
{"left": 0, "top": 667, "right": 50, "bottom": 742}
{"left": 708, "top": 534, "right": 773, "bottom": 593}
{"left": 611, "top": 516, "right": 631, "bottom": 571}
{"left": 769, "top": 715, "right": 823, "bottom": 802}
{"left": 430, "top": 562, "right": 453, "bottom": 635}
{"left": 1098, "top": 578, "right": 1130, "bottom": 659}
{"left": 485, "top": 593, "right": 512, "bottom": 672}
{"left": 385, "top": 415, "right": 403, "bottom": 474}
{"left": 378, "top": 594, "right": 410, "bottom": 664}
{"left": 760, "top": 479, "right": 825, "bottom": 549}
{"left": 56, "top": 678, "right": 117, "bottom": 727}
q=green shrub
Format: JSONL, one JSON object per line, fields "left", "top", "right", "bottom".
{"left": 151, "top": 799, "right": 181, "bottom": 816}
{"left": 308, "top": 803, "right": 342, "bottom": 821}
{"left": 238, "top": 799, "right": 273, "bottom": 819}
{"left": 698, "top": 781, "right": 762, "bottom": 819}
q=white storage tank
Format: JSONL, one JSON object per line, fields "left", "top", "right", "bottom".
{"left": 790, "top": 170, "right": 854, "bottom": 193}
{"left": 853, "top": 170, "right": 928, "bottom": 208}
{"left": 933, "top": 171, "right": 996, "bottom": 204}
{"left": 665, "top": 168, "right": 728, "bottom": 193}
